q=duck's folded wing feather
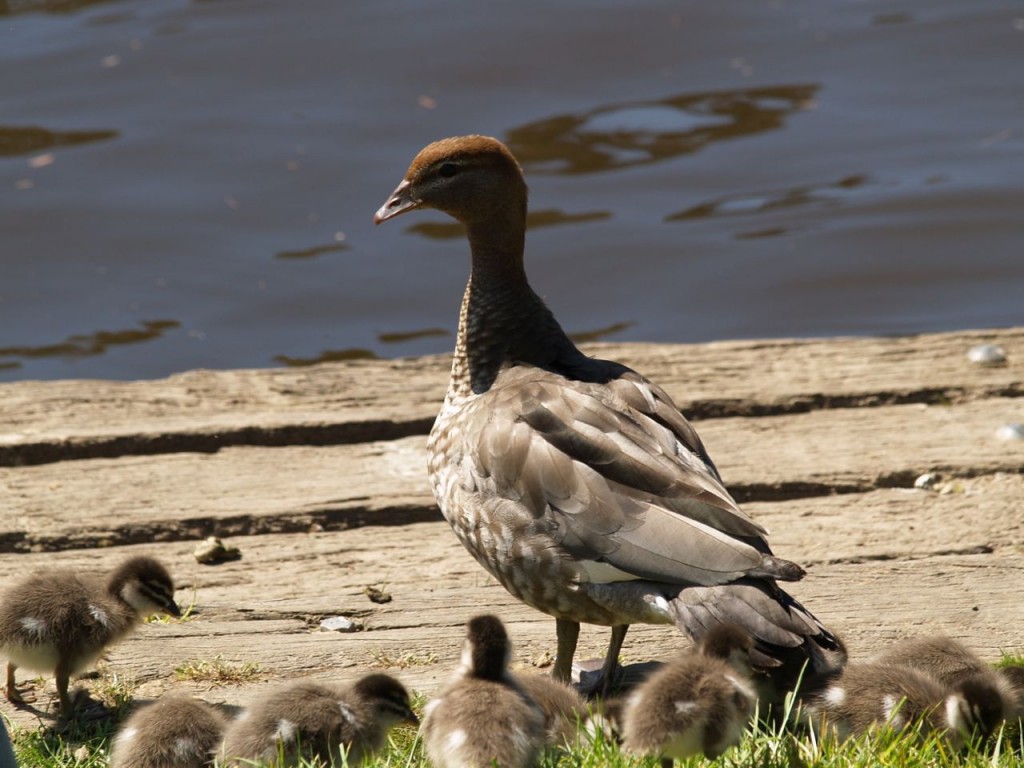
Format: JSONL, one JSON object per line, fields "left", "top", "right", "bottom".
{"left": 471, "top": 370, "right": 801, "bottom": 586}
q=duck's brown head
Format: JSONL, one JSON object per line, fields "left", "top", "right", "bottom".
{"left": 374, "top": 135, "right": 527, "bottom": 226}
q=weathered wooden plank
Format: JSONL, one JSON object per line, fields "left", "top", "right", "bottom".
{"left": 2, "top": 398, "right": 1021, "bottom": 550}
{"left": 1, "top": 328, "right": 1020, "bottom": 465}
{"left": 1, "top": 329, "right": 1022, "bottom": 732}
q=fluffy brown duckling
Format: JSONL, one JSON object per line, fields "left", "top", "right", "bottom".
{"left": 110, "top": 694, "right": 227, "bottom": 768}
{"left": 619, "top": 623, "right": 757, "bottom": 763}
{"left": 0, "top": 555, "right": 179, "bottom": 718}
{"left": 869, "top": 634, "right": 1021, "bottom": 743}
{"left": 218, "top": 673, "right": 416, "bottom": 766}
{"left": 872, "top": 635, "right": 996, "bottom": 686}
{"left": 797, "top": 657, "right": 1001, "bottom": 748}
{"left": 421, "top": 614, "right": 546, "bottom": 768}
{"left": 374, "top": 135, "right": 842, "bottom": 698}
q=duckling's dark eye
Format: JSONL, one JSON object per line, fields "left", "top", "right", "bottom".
{"left": 438, "top": 162, "right": 460, "bottom": 178}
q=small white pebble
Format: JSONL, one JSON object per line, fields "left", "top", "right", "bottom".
{"left": 966, "top": 344, "right": 1007, "bottom": 366}
{"left": 995, "top": 423, "right": 1024, "bottom": 441}
{"left": 914, "top": 472, "right": 939, "bottom": 490}
{"left": 319, "top": 616, "right": 362, "bottom": 633}
{"left": 193, "top": 536, "right": 241, "bottom": 564}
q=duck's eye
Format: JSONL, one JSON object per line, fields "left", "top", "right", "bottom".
{"left": 438, "top": 162, "right": 460, "bottom": 178}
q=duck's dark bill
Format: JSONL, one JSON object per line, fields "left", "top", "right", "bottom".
{"left": 374, "top": 180, "right": 420, "bottom": 224}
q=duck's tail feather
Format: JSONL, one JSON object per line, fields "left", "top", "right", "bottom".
{"left": 667, "top": 579, "right": 846, "bottom": 703}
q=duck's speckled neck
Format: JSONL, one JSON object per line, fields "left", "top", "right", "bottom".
{"left": 446, "top": 213, "right": 580, "bottom": 401}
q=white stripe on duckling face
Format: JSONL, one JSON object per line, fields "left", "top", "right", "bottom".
{"left": 338, "top": 702, "right": 357, "bottom": 726}
{"left": 724, "top": 674, "right": 756, "bottom": 702}
{"left": 945, "top": 693, "right": 967, "bottom": 734}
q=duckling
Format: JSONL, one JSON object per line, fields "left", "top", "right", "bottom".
{"left": 515, "top": 673, "right": 588, "bottom": 748}
{"left": 871, "top": 635, "right": 993, "bottom": 686}
{"left": 110, "top": 694, "right": 227, "bottom": 768}
{"left": 619, "top": 623, "right": 757, "bottom": 763}
{"left": 0, "top": 555, "right": 179, "bottom": 717}
{"left": 869, "top": 634, "right": 1019, "bottom": 741}
{"left": 421, "top": 615, "right": 546, "bottom": 768}
{"left": 219, "top": 673, "right": 417, "bottom": 766}
{"left": 797, "top": 659, "right": 1000, "bottom": 747}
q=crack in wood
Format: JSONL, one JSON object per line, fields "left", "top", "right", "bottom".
{"left": 810, "top": 544, "right": 995, "bottom": 566}
{"left": 2, "top": 385, "right": 1019, "bottom": 468}
{"left": 688, "top": 384, "right": 1023, "bottom": 419}
{"left": 0, "top": 418, "right": 436, "bottom": 467}
{"left": 2, "top": 467, "right": 1018, "bottom": 555}
{"left": 0, "top": 504, "right": 441, "bottom": 554}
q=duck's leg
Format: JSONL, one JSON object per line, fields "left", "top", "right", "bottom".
{"left": 55, "top": 660, "right": 73, "bottom": 718}
{"left": 5, "top": 662, "right": 38, "bottom": 706}
{"left": 572, "top": 624, "right": 630, "bottom": 697}
{"left": 599, "top": 624, "right": 629, "bottom": 696}
{"left": 4, "top": 663, "right": 20, "bottom": 704}
{"left": 554, "top": 618, "right": 580, "bottom": 683}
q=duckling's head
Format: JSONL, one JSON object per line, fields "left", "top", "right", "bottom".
{"left": 374, "top": 136, "right": 527, "bottom": 227}
{"left": 109, "top": 556, "right": 180, "bottom": 618}
{"left": 945, "top": 673, "right": 1011, "bottom": 747}
{"left": 700, "top": 623, "right": 754, "bottom": 673}
{"left": 459, "top": 614, "right": 512, "bottom": 682}
{"left": 583, "top": 696, "right": 625, "bottom": 747}
{"left": 353, "top": 673, "right": 419, "bottom": 727}
{"left": 997, "top": 665, "right": 1024, "bottom": 718}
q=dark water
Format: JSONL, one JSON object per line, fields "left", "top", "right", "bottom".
{"left": 2, "top": 0, "right": 1022, "bottom": 381}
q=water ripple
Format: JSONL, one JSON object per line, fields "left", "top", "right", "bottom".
{"left": 506, "top": 84, "right": 819, "bottom": 175}
{"left": 0, "top": 320, "right": 179, "bottom": 368}
{"left": 665, "top": 174, "right": 870, "bottom": 224}
{"left": 0, "top": 125, "right": 118, "bottom": 157}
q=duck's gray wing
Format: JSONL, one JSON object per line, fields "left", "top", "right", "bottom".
{"left": 471, "top": 368, "right": 803, "bottom": 587}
